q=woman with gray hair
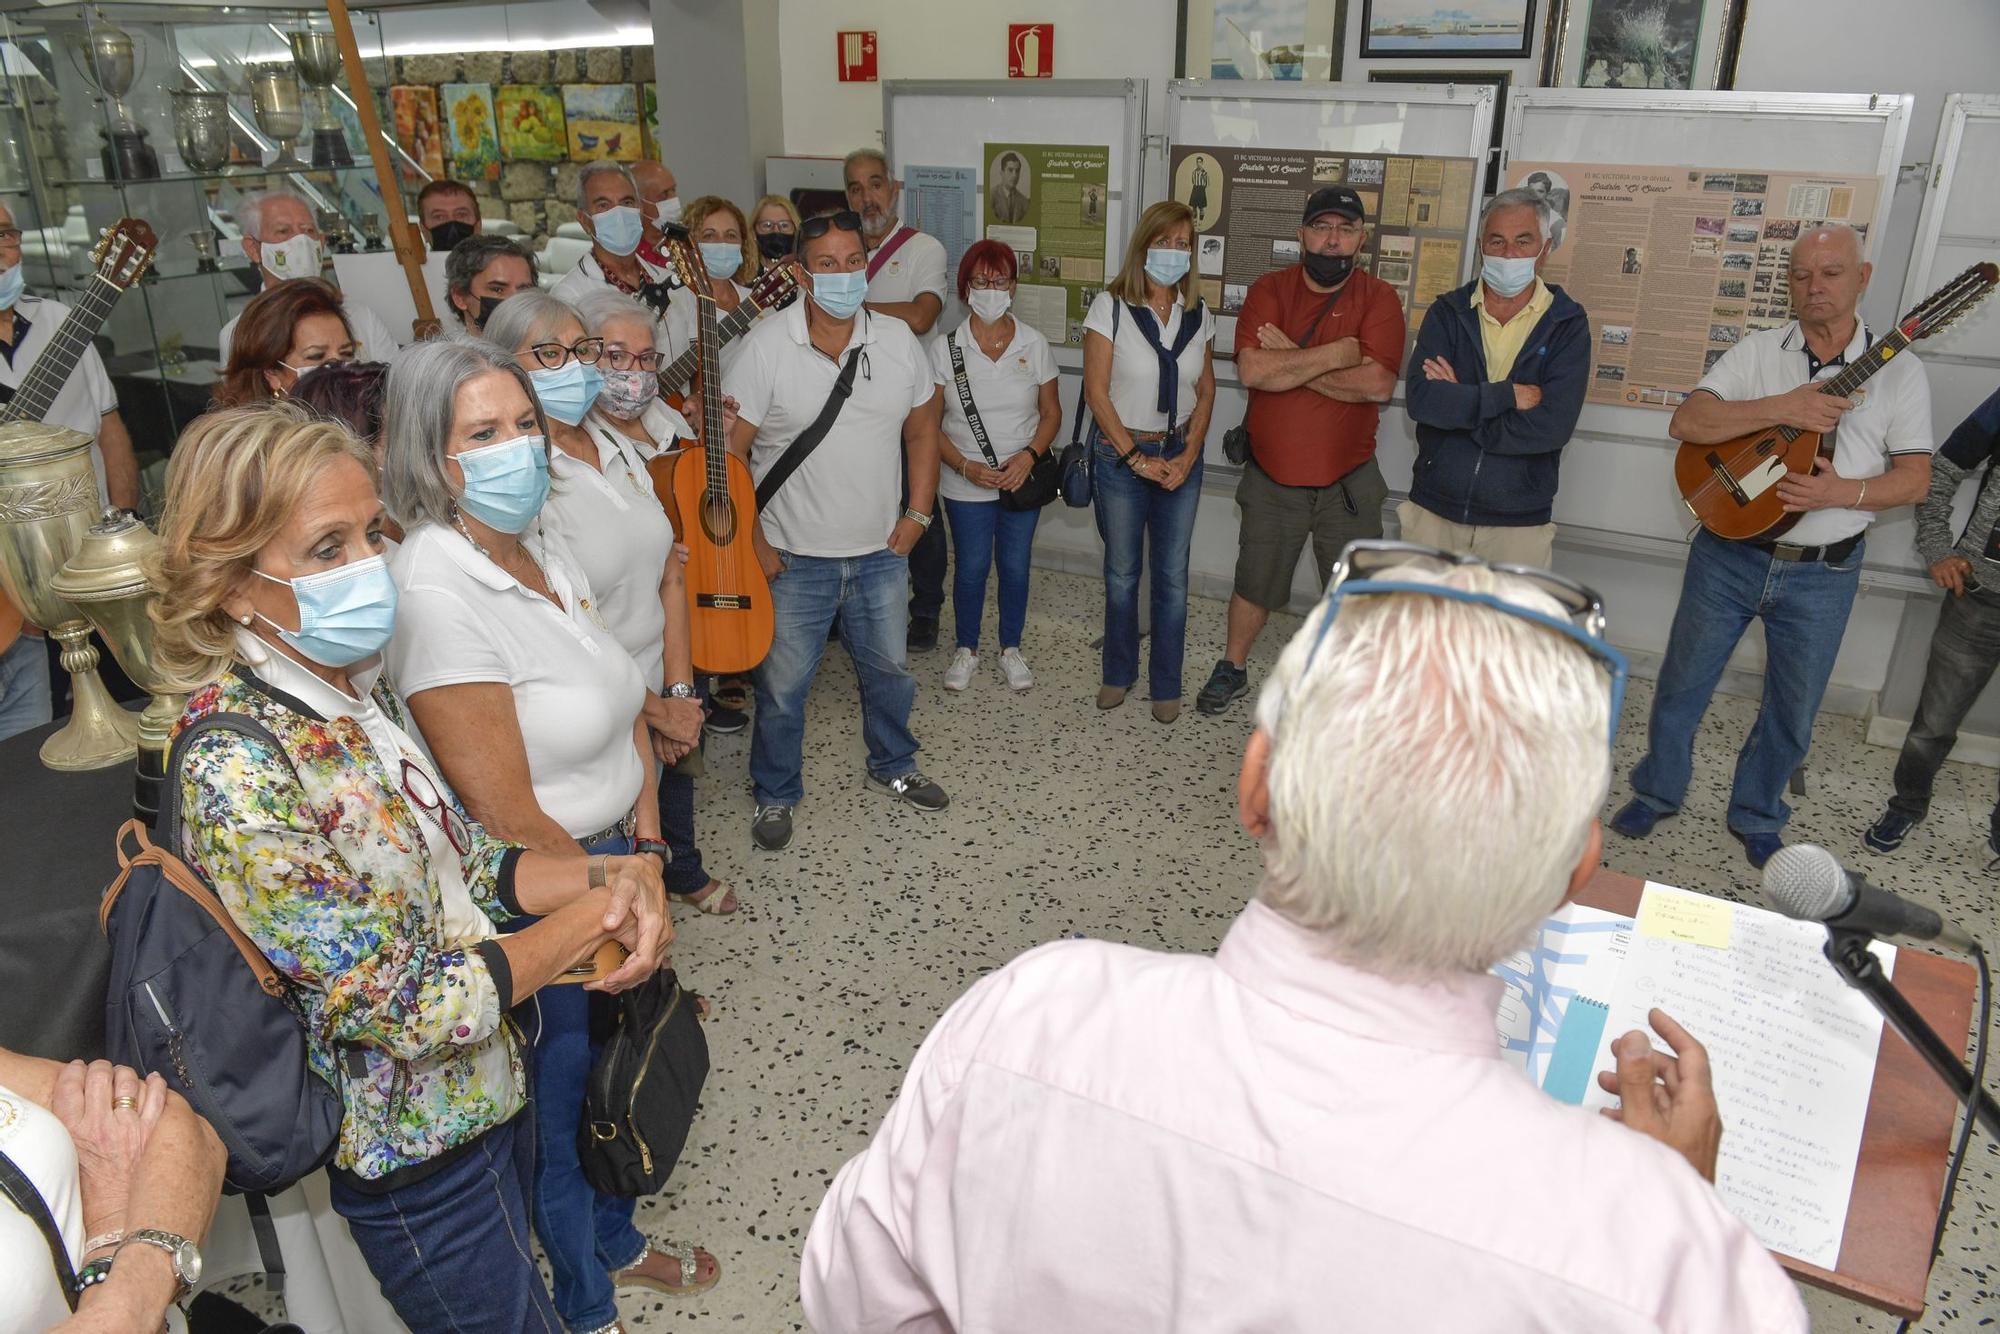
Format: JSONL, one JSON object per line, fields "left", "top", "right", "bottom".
{"left": 379, "top": 336, "right": 722, "bottom": 1327}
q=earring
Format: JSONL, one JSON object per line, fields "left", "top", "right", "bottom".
{"left": 239, "top": 613, "right": 253, "bottom": 625}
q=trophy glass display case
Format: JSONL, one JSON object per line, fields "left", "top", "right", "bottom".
{"left": 0, "top": 1, "right": 428, "bottom": 478}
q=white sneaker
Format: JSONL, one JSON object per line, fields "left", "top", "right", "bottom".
{"left": 943, "top": 647, "right": 978, "bottom": 691}
{"left": 999, "top": 647, "right": 1034, "bottom": 692}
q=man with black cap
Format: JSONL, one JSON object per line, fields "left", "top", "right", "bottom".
{"left": 1195, "top": 184, "right": 1403, "bottom": 716}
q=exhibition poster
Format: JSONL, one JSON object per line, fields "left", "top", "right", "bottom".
{"left": 981, "top": 143, "right": 1112, "bottom": 347}
{"left": 904, "top": 166, "right": 979, "bottom": 291}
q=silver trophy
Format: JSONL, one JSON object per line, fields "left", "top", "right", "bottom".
{"left": 288, "top": 32, "right": 352, "bottom": 169}
{"left": 249, "top": 67, "right": 306, "bottom": 170}
{"left": 170, "top": 88, "right": 232, "bottom": 173}
{"left": 69, "top": 24, "right": 160, "bottom": 180}
{"left": 186, "top": 228, "right": 220, "bottom": 273}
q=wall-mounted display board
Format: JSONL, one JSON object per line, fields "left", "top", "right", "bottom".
{"left": 1897, "top": 95, "right": 2000, "bottom": 426}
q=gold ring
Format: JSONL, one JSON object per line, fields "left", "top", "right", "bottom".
{"left": 112, "top": 1095, "right": 139, "bottom": 1111}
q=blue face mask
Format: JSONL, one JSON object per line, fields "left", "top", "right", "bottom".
{"left": 456, "top": 434, "right": 550, "bottom": 534}
{"left": 529, "top": 360, "right": 605, "bottom": 427}
{"left": 1481, "top": 254, "right": 1540, "bottom": 298}
{"left": 700, "top": 242, "right": 743, "bottom": 280}
{"left": 1144, "top": 247, "right": 1191, "bottom": 287}
{"left": 0, "top": 263, "right": 23, "bottom": 312}
{"left": 810, "top": 269, "right": 869, "bottom": 320}
{"left": 255, "top": 554, "right": 398, "bottom": 668}
{"left": 590, "top": 205, "right": 645, "bottom": 258}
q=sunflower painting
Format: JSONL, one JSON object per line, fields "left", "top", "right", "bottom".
{"left": 442, "top": 82, "right": 501, "bottom": 181}
{"left": 496, "top": 84, "right": 567, "bottom": 162}
{"left": 563, "top": 83, "right": 641, "bottom": 162}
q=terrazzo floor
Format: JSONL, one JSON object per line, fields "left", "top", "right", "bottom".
{"left": 264, "top": 567, "right": 2000, "bottom": 1331}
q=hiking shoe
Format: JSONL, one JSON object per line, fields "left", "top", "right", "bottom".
{"left": 907, "top": 616, "right": 940, "bottom": 652}
{"left": 867, "top": 770, "right": 950, "bottom": 812}
{"left": 1196, "top": 659, "right": 1249, "bottom": 715}
{"left": 943, "top": 648, "right": 978, "bottom": 691}
{"left": 750, "top": 804, "right": 793, "bottom": 852}
{"left": 1863, "top": 808, "right": 1917, "bottom": 854}
{"left": 999, "top": 647, "right": 1034, "bottom": 692}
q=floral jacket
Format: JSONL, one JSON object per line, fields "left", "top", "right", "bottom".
{"left": 176, "top": 669, "right": 527, "bottom": 1183}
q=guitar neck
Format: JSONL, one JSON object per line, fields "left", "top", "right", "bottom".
{"left": 660, "top": 298, "right": 758, "bottom": 397}
{"left": 698, "top": 297, "right": 725, "bottom": 451}
{"left": 0, "top": 276, "right": 120, "bottom": 427}
{"left": 1818, "top": 328, "right": 1910, "bottom": 400}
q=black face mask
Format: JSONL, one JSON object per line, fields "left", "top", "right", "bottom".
{"left": 756, "top": 232, "right": 796, "bottom": 261}
{"left": 468, "top": 294, "right": 504, "bottom": 330}
{"left": 429, "top": 220, "right": 476, "bottom": 251}
{"left": 1302, "top": 248, "right": 1354, "bottom": 288}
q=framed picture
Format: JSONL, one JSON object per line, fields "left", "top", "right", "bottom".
{"left": 1175, "top": 0, "right": 1346, "bottom": 80}
{"left": 1358, "top": 0, "right": 1537, "bottom": 60}
{"left": 1539, "top": 0, "right": 1750, "bottom": 89}
{"left": 1367, "top": 69, "right": 1509, "bottom": 192}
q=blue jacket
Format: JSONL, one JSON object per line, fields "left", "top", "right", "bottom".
{"left": 1404, "top": 281, "right": 1591, "bottom": 527}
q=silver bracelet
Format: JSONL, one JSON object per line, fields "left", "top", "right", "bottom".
{"left": 1855, "top": 479, "right": 1868, "bottom": 509}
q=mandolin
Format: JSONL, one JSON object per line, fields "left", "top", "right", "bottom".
{"left": 646, "top": 235, "right": 775, "bottom": 675}
{"left": 654, "top": 262, "right": 797, "bottom": 410}
{"left": 1676, "top": 261, "right": 1998, "bottom": 541}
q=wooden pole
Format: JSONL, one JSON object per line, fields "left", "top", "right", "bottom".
{"left": 325, "top": 0, "right": 439, "bottom": 336}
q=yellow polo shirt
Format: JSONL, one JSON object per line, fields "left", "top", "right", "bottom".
{"left": 1470, "top": 277, "right": 1554, "bottom": 380}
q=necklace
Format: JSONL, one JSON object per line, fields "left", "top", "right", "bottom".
{"left": 453, "top": 509, "right": 552, "bottom": 598}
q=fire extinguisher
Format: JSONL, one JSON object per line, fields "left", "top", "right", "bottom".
{"left": 1015, "top": 25, "right": 1041, "bottom": 78}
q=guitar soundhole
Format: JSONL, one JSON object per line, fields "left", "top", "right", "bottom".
{"left": 700, "top": 492, "right": 737, "bottom": 546}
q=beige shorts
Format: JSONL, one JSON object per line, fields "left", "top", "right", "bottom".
{"left": 1395, "top": 500, "right": 1557, "bottom": 569}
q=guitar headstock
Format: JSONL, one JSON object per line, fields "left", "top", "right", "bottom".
{"left": 1901, "top": 260, "right": 1999, "bottom": 343}
{"left": 748, "top": 261, "right": 799, "bottom": 311}
{"left": 90, "top": 218, "right": 157, "bottom": 291}
{"left": 657, "top": 227, "right": 704, "bottom": 299}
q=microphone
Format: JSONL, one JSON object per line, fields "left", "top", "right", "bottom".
{"left": 1762, "top": 843, "right": 1977, "bottom": 951}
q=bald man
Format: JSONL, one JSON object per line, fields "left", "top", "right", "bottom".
{"left": 1613, "top": 224, "right": 1935, "bottom": 868}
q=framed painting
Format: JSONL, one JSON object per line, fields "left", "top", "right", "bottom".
{"left": 1540, "top": 0, "right": 1750, "bottom": 89}
{"left": 1359, "top": 0, "right": 1536, "bottom": 59}
{"left": 389, "top": 85, "right": 444, "bottom": 180}
{"left": 495, "top": 85, "right": 566, "bottom": 162}
{"left": 1367, "top": 69, "right": 1510, "bottom": 192}
{"left": 440, "top": 82, "right": 501, "bottom": 182}
{"left": 561, "top": 83, "right": 641, "bottom": 162}
{"left": 1176, "top": 0, "right": 1345, "bottom": 80}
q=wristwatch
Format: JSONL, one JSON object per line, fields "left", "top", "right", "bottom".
{"left": 117, "top": 1229, "right": 202, "bottom": 1298}
{"left": 663, "top": 681, "right": 699, "bottom": 700}
{"left": 634, "top": 837, "right": 672, "bottom": 865}
{"left": 902, "top": 507, "right": 933, "bottom": 529}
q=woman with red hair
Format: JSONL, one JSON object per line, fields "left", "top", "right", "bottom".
{"left": 212, "top": 278, "right": 354, "bottom": 408}
{"left": 926, "top": 238, "right": 1060, "bottom": 693}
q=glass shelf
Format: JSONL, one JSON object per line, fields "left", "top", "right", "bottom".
{"left": 52, "top": 164, "right": 382, "bottom": 189}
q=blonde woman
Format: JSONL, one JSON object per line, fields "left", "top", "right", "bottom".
{"left": 1081, "top": 199, "right": 1216, "bottom": 722}
{"left": 750, "top": 192, "right": 801, "bottom": 270}
{"left": 149, "top": 403, "right": 668, "bottom": 1330}
{"left": 685, "top": 195, "right": 757, "bottom": 316}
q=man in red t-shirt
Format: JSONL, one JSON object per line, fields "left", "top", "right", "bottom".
{"left": 1195, "top": 185, "right": 1406, "bottom": 716}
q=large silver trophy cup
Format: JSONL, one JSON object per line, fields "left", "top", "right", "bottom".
{"left": 288, "top": 32, "right": 353, "bottom": 169}
{"left": 69, "top": 25, "right": 160, "bottom": 180}
{"left": 170, "top": 88, "right": 232, "bottom": 173}
{"left": 250, "top": 68, "right": 306, "bottom": 170}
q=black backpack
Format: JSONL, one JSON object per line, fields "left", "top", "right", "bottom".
{"left": 577, "top": 968, "right": 708, "bottom": 1197}
{"left": 100, "top": 713, "right": 342, "bottom": 1194}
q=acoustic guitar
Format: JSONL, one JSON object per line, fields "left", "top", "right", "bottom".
{"left": 655, "top": 263, "right": 797, "bottom": 411}
{"left": 646, "top": 237, "right": 775, "bottom": 675}
{"left": 0, "top": 217, "right": 158, "bottom": 655}
{"left": 1676, "top": 261, "right": 1998, "bottom": 540}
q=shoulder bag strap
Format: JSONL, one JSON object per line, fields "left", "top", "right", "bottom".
{"left": 865, "top": 226, "right": 916, "bottom": 281}
{"left": 0, "top": 1146, "right": 78, "bottom": 1310}
{"left": 1299, "top": 284, "right": 1344, "bottom": 347}
{"left": 947, "top": 333, "right": 1000, "bottom": 469}
{"left": 1070, "top": 300, "right": 1122, "bottom": 448}
{"left": 754, "top": 346, "right": 864, "bottom": 511}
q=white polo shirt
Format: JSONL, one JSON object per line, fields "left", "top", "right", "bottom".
{"left": 541, "top": 413, "right": 685, "bottom": 691}
{"left": 724, "top": 302, "right": 934, "bottom": 558}
{"left": 217, "top": 295, "right": 402, "bottom": 365}
{"left": 0, "top": 294, "right": 118, "bottom": 504}
{"left": 929, "top": 316, "right": 1058, "bottom": 504}
{"left": 385, "top": 522, "right": 646, "bottom": 840}
{"left": 866, "top": 225, "right": 949, "bottom": 346}
{"left": 1694, "top": 320, "right": 1935, "bottom": 547}
{"left": 1083, "top": 291, "right": 1215, "bottom": 435}
{"left": 550, "top": 252, "right": 696, "bottom": 367}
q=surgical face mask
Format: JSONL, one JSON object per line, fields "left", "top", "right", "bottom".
{"left": 967, "top": 288, "right": 1012, "bottom": 322}
{"left": 654, "top": 196, "right": 684, "bottom": 227}
{"left": 254, "top": 554, "right": 398, "bottom": 668}
{"left": 455, "top": 434, "right": 550, "bottom": 534}
{"left": 598, "top": 367, "right": 658, "bottom": 420}
{"left": 470, "top": 294, "right": 504, "bottom": 330}
{"left": 810, "top": 269, "right": 869, "bottom": 320}
{"left": 590, "top": 205, "right": 645, "bottom": 258}
{"left": 260, "top": 232, "right": 323, "bottom": 281}
{"left": 529, "top": 359, "right": 605, "bottom": 426}
{"left": 0, "top": 263, "right": 23, "bottom": 312}
{"left": 1144, "top": 247, "right": 1191, "bottom": 287}
{"left": 1302, "top": 249, "right": 1354, "bottom": 288}
{"left": 428, "top": 220, "right": 475, "bottom": 251}
{"left": 756, "top": 232, "right": 795, "bottom": 261}
{"left": 700, "top": 242, "right": 743, "bottom": 280}
{"left": 1481, "top": 253, "right": 1540, "bottom": 298}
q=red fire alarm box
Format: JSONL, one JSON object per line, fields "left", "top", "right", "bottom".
{"left": 836, "top": 30, "right": 878, "bottom": 82}
{"left": 1008, "top": 23, "right": 1053, "bottom": 79}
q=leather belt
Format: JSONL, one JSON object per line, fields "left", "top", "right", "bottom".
{"left": 1745, "top": 532, "right": 1863, "bottom": 565}
{"left": 1126, "top": 428, "right": 1175, "bottom": 442}
{"left": 575, "top": 807, "right": 638, "bottom": 851}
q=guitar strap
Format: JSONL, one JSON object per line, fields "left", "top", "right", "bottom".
{"left": 0, "top": 1146, "right": 78, "bottom": 1312}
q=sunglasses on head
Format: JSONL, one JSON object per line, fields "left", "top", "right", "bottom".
{"left": 798, "top": 210, "right": 863, "bottom": 242}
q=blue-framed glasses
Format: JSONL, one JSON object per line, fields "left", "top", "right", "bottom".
{"left": 1301, "top": 540, "right": 1628, "bottom": 748}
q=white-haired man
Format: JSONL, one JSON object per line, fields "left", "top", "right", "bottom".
{"left": 1614, "top": 223, "right": 1934, "bottom": 868}
{"left": 552, "top": 160, "right": 695, "bottom": 365}
{"left": 216, "top": 190, "right": 401, "bottom": 362}
{"left": 801, "top": 543, "right": 1808, "bottom": 1332}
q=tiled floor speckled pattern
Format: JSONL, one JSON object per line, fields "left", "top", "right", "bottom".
{"left": 257, "top": 569, "right": 2000, "bottom": 1331}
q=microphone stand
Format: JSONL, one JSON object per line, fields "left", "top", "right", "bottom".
{"left": 1824, "top": 928, "right": 2000, "bottom": 1138}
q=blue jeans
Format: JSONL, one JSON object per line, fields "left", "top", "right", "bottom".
{"left": 327, "top": 1113, "right": 560, "bottom": 1333}
{"left": 1092, "top": 428, "right": 1204, "bottom": 700}
{"left": 656, "top": 685, "right": 709, "bottom": 895}
{"left": 1629, "top": 528, "right": 1863, "bottom": 834}
{"left": 519, "top": 831, "right": 647, "bottom": 1332}
{"left": 750, "top": 547, "right": 920, "bottom": 806}
{"left": 1890, "top": 582, "right": 2000, "bottom": 821}
{"left": 942, "top": 497, "right": 1040, "bottom": 651}
{"left": 906, "top": 474, "right": 949, "bottom": 622}
{"left": 0, "top": 633, "right": 52, "bottom": 742}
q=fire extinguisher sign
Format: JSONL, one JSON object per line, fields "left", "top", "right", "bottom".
{"left": 1008, "top": 24, "right": 1053, "bottom": 79}
{"left": 836, "top": 30, "right": 878, "bottom": 82}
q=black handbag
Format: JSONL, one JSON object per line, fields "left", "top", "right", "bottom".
{"left": 947, "top": 332, "right": 1060, "bottom": 512}
{"left": 577, "top": 969, "right": 709, "bottom": 1198}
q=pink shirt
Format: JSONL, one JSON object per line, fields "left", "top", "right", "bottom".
{"left": 801, "top": 899, "right": 1809, "bottom": 1333}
